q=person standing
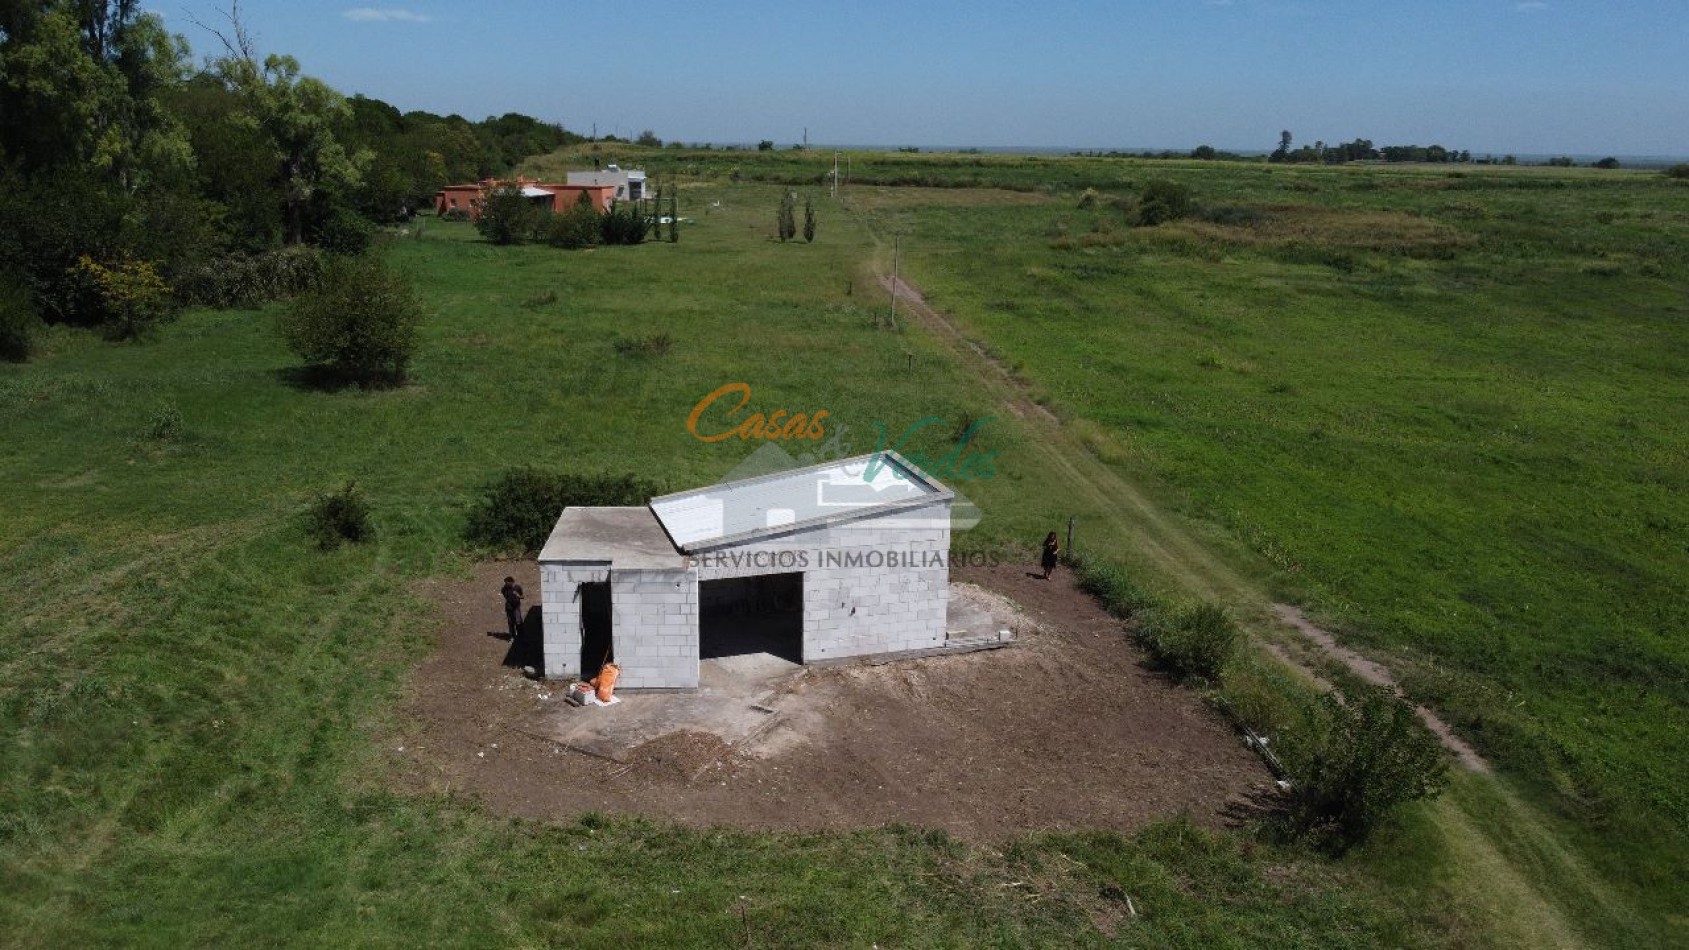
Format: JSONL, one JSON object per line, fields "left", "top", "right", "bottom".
{"left": 501, "top": 576, "right": 525, "bottom": 640}
{"left": 1040, "top": 531, "right": 1061, "bottom": 580}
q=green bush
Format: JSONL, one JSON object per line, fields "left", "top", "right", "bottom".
{"left": 312, "top": 207, "right": 376, "bottom": 255}
{"left": 144, "top": 404, "right": 185, "bottom": 441}
{"left": 464, "top": 468, "right": 666, "bottom": 553}
{"left": 68, "top": 256, "right": 177, "bottom": 341}
{"left": 1136, "top": 602, "right": 1238, "bottom": 683}
{"left": 599, "top": 201, "right": 649, "bottom": 245}
{"left": 307, "top": 481, "right": 373, "bottom": 549}
{"left": 1280, "top": 683, "right": 1451, "bottom": 850}
{"left": 0, "top": 280, "right": 40, "bottom": 362}
{"left": 475, "top": 188, "right": 544, "bottom": 245}
{"left": 1664, "top": 163, "right": 1689, "bottom": 180}
{"left": 1136, "top": 179, "right": 1193, "bottom": 227}
{"left": 543, "top": 196, "right": 602, "bottom": 249}
{"left": 278, "top": 253, "right": 422, "bottom": 386}
{"left": 176, "top": 246, "right": 325, "bottom": 309}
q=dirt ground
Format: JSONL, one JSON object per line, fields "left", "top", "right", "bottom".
{"left": 393, "top": 560, "right": 1271, "bottom": 840}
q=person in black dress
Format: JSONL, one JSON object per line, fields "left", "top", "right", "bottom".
{"left": 501, "top": 576, "right": 525, "bottom": 640}
{"left": 1040, "top": 531, "right": 1060, "bottom": 579}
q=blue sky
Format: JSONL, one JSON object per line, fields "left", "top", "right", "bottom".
{"left": 159, "top": 1, "right": 1688, "bottom": 156}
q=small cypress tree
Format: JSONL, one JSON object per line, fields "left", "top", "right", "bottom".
{"left": 803, "top": 196, "right": 816, "bottom": 243}
{"left": 778, "top": 191, "right": 797, "bottom": 241}
{"left": 668, "top": 189, "right": 679, "bottom": 243}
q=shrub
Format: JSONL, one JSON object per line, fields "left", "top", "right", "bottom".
{"left": 1069, "top": 552, "right": 1155, "bottom": 619}
{"left": 176, "top": 246, "right": 325, "bottom": 309}
{"left": 599, "top": 201, "right": 649, "bottom": 245}
{"left": 1136, "top": 180, "right": 1193, "bottom": 227}
{"left": 144, "top": 404, "right": 184, "bottom": 441}
{"left": 464, "top": 468, "right": 666, "bottom": 553}
{"left": 1136, "top": 602, "right": 1238, "bottom": 683}
{"left": 476, "top": 188, "right": 544, "bottom": 245}
{"left": 1664, "top": 163, "right": 1689, "bottom": 180}
{"left": 312, "top": 207, "right": 376, "bottom": 255}
{"left": 279, "top": 253, "right": 422, "bottom": 387}
{"left": 543, "top": 195, "right": 602, "bottom": 249}
{"left": 69, "top": 256, "right": 176, "bottom": 341}
{"left": 612, "top": 331, "right": 673, "bottom": 357}
{"left": 803, "top": 196, "right": 816, "bottom": 243}
{"left": 439, "top": 208, "right": 471, "bottom": 222}
{"left": 1280, "top": 683, "right": 1451, "bottom": 850}
{"left": 307, "top": 480, "right": 373, "bottom": 549}
{"left": 0, "top": 280, "right": 40, "bottom": 362}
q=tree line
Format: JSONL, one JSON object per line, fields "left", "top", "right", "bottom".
{"left": 0, "top": 1, "right": 578, "bottom": 357}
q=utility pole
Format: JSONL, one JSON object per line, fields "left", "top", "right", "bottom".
{"left": 803, "top": 126, "right": 808, "bottom": 149}
{"left": 831, "top": 151, "right": 839, "bottom": 198}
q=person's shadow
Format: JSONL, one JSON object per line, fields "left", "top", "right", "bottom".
{"left": 488, "top": 606, "right": 545, "bottom": 677}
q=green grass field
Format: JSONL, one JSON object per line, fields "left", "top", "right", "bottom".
{"left": 2, "top": 153, "right": 1685, "bottom": 945}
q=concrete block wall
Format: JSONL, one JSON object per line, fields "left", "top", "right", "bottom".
{"left": 610, "top": 567, "right": 700, "bottom": 689}
{"left": 695, "top": 501, "right": 952, "bottom": 662}
{"left": 539, "top": 563, "right": 609, "bottom": 681}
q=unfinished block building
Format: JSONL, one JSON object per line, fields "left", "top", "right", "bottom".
{"left": 538, "top": 451, "right": 954, "bottom": 688}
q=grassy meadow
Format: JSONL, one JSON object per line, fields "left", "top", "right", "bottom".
{"left": 1, "top": 147, "right": 1685, "bottom": 946}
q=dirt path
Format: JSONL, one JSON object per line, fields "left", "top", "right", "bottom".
{"left": 394, "top": 561, "right": 1270, "bottom": 839}
{"left": 878, "top": 270, "right": 1491, "bottom": 772}
{"left": 1272, "top": 604, "right": 1490, "bottom": 772}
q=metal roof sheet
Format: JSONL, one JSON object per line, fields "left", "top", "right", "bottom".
{"left": 649, "top": 451, "right": 951, "bottom": 553}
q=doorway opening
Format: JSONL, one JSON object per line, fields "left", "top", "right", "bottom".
{"left": 578, "top": 581, "right": 612, "bottom": 679}
{"left": 699, "top": 573, "right": 803, "bottom": 664}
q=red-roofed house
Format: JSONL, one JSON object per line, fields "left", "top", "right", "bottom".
{"left": 434, "top": 178, "right": 616, "bottom": 220}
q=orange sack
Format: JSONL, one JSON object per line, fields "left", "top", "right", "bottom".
{"left": 591, "top": 663, "right": 620, "bottom": 703}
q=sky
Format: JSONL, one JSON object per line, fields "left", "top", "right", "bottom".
{"left": 156, "top": 1, "right": 1689, "bottom": 157}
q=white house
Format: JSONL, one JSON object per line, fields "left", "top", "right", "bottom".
{"left": 565, "top": 164, "right": 648, "bottom": 202}
{"left": 538, "top": 451, "right": 955, "bottom": 689}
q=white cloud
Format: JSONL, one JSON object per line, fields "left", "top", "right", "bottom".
{"left": 342, "top": 8, "right": 432, "bottom": 23}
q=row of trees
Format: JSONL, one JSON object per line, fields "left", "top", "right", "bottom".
{"left": 1268, "top": 132, "right": 1475, "bottom": 165}
{"left": 0, "top": 1, "right": 574, "bottom": 357}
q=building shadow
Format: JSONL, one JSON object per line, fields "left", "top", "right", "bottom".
{"left": 498, "top": 605, "right": 546, "bottom": 676}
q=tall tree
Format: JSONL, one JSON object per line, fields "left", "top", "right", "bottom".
{"left": 0, "top": 0, "right": 193, "bottom": 189}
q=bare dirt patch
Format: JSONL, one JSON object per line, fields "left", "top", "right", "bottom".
{"left": 393, "top": 560, "right": 1270, "bottom": 840}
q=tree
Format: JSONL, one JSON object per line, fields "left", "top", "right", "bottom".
{"left": 757, "top": 139, "right": 774, "bottom": 151}
{"left": 0, "top": 1, "right": 194, "bottom": 190}
{"left": 1593, "top": 156, "right": 1620, "bottom": 170}
{"left": 475, "top": 186, "right": 542, "bottom": 245}
{"left": 1282, "top": 684, "right": 1450, "bottom": 850}
{"left": 1269, "top": 129, "right": 1293, "bottom": 163}
{"left": 279, "top": 252, "right": 421, "bottom": 386}
{"left": 1191, "top": 145, "right": 1217, "bottom": 160}
{"left": 777, "top": 191, "right": 797, "bottom": 241}
{"left": 207, "top": 13, "right": 368, "bottom": 245}
{"left": 635, "top": 129, "right": 661, "bottom": 147}
{"left": 803, "top": 195, "right": 816, "bottom": 243}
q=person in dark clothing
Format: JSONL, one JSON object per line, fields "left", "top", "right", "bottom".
{"left": 501, "top": 576, "right": 525, "bottom": 640}
{"left": 1040, "top": 531, "right": 1061, "bottom": 580}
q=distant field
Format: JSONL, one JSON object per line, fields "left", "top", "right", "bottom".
{"left": 2, "top": 149, "right": 1684, "bottom": 945}
{"left": 805, "top": 156, "right": 1688, "bottom": 923}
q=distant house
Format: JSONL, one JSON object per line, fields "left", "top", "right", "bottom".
{"left": 433, "top": 177, "right": 615, "bottom": 220}
{"left": 565, "top": 163, "right": 648, "bottom": 202}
